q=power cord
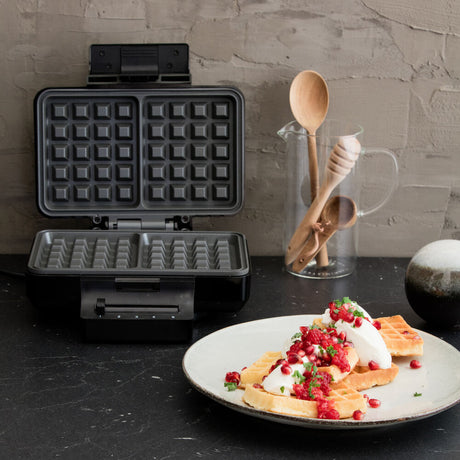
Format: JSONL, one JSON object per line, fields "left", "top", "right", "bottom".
{"left": 0, "top": 269, "right": 26, "bottom": 279}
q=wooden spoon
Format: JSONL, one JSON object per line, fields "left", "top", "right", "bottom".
{"left": 285, "top": 136, "right": 361, "bottom": 265}
{"left": 289, "top": 71, "right": 329, "bottom": 265}
{"left": 291, "top": 195, "right": 357, "bottom": 273}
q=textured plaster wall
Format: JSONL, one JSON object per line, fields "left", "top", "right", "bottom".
{"left": 1, "top": 0, "right": 459, "bottom": 256}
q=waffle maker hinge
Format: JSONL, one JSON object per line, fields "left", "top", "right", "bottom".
{"left": 102, "top": 216, "right": 192, "bottom": 231}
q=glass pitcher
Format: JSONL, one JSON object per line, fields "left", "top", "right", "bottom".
{"left": 278, "top": 119, "right": 398, "bottom": 279}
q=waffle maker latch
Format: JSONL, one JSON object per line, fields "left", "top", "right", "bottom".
{"left": 87, "top": 43, "right": 191, "bottom": 85}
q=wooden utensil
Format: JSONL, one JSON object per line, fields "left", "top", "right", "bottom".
{"left": 291, "top": 195, "right": 357, "bottom": 273}
{"left": 289, "top": 70, "right": 329, "bottom": 266}
{"left": 285, "top": 136, "right": 361, "bottom": 265}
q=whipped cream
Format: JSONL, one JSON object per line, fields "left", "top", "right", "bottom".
{"left": 262, "top": 359, "right": 308, "bottom": 396}
{"left": 322, "top": 301, "right": 391, "bottom": 369}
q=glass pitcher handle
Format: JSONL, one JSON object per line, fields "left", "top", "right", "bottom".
{"left": 357, "top": 148, "right": 399, "bottom": 217}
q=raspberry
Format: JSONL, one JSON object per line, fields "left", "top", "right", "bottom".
{"left": 306, "top": 328, "right": 324, "bottom": 344}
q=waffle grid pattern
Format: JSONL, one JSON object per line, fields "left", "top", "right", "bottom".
{"left": 377, "top": 315, "right": 424, "bottom": 356}
{"left": 144, "top": 237, "right": 231, "bottom": 270}
{"left": 39, "top": 235, "right": 138, "bottom": 270}
{"left": 143, "top": 96, "right": 235, "bottom": 207}
{"left": 46, "top": 96, "right": 139, "bottom": 208}
{"left": 243, "top": 380, "right": 366, "bottom": 419}
{"left": 34, "top": 232, "right": 238, "bottom": 272}
{"left": 40, "top": 91, "right": 240, "bottom": 215}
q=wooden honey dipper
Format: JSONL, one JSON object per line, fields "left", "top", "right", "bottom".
{"left": 285, "top": 136, "right": 361, "bottom": 266}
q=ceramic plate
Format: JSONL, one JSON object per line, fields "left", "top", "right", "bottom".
{"left": 183, "top": 315, "right": 460, "bottom": 429}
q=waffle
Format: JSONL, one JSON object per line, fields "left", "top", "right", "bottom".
{"left": 338, "top": 362, "right": 399, "bottom": 392}
{"left": 376, "top": 315, "right": 424, "bottom": 356}
{"left": 314, "top": 315, "right": 424, "bottom": 357}
{"left": 240, "top": 351, "right": 282, "bottom": 387}
{"left": 243, "top": 380, "right": 367, "bottom": 419}
{"left": 239, "top": 347, "right": 359, "bottom": 388}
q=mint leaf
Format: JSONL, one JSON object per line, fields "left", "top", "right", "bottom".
{"left": 293, "top": 370, "right": 306, "bottom": 384}
{"left": 352, "top": 309, "right": 365, "bottom": 318}
{"left": 224, "top": 382, "right": 238, "bottom": 391}
{"left": 326, "top": 345, "right": 337, "bottom": 357}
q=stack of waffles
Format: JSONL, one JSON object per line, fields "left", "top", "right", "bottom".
{"left": 240, "top": 315, "right": 423, "bottom": 419}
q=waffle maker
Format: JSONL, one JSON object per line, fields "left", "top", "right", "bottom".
{"left": 26, "top": 44, "right": 250, "bottom": 342}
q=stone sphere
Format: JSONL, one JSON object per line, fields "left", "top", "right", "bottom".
{"left": 405, "top": 240, "right": 460, "bottom": 326}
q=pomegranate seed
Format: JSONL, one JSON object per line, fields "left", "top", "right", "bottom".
{"left": 353, "top": 410, "right": 364, "bottom": 420}
{"left": 338, "top": 308, "right": 353, "bottom": 322}
{"left": 410, "top": 359, "right": 422, "bottom": 369}
{"left": 253, "top": 383, "right": 263, "bottom": 389}
{"left": 305, "top": 345, "right": 315, "bottom": 355}
{"left": 330, "top": 310, "right": 339, "bottom": 321}
{"left": 338, "top": 332, "right": 346, "bottom": 342}
{"left": 281, "top": 364, "right": 292, "bottom": 375}
{"left": 368, "top": 398, "right": 381, "bottom": 408}
{"left": 363, "top": 394, "right": 370, "bottom": 402}
{"left": 372, "top": 320, "right": 381, "bottom": 330}
{"left": 225, "top": 371, "right": 240, "bottom": 383}
{"left": 328, "top": 301, "right": 336, "bottom": 309}
{"left": 297, "top": 350, "right": 306, "bottom": 357}
{"left": 368, "top": 360, "right": 380, "bottom": 370}
{"left": 354, "top": 317, "right": 363, "bottom": 328}
{"left": 287, "top": 353, "right": 301, "bottom": 364}
{"left": 323, "top": 409, "right": 340, "bottom": 420}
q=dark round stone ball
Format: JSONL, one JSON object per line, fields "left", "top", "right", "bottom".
{"left": 405, "top": 240, "right": 460, "bottom": 326}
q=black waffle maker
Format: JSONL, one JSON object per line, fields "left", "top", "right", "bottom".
{"left": 26, "top": 44, "right": 250, "bottom": 342}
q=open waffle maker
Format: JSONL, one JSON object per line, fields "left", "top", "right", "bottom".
{"left": 26, "top": 44, "right": 250, "bottom": 341}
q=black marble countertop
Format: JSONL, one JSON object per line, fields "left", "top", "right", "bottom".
{"left": 0, "top": 255, "right": 458, "bottom": 459}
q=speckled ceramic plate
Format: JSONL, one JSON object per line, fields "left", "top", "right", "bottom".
{"left": 183, "top": 315, "right": 460, "bottom": 429}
